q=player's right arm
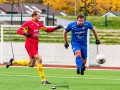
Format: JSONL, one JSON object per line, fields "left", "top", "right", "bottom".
{"left": 63, "top": 24, "right": 71, "bottom": 49}
{"left": 63, "top": 30, "right": 67, "bottom": 43}
{"left": 17, "top": 22, "right": 31, "bottom": 38}
{"left": 63, "top": 30, "right": 69, "bottom": 49}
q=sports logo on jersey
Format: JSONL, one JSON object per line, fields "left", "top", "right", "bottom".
{"left": 75, "top": 31, "right": 85, "bottom": 34}
{"left": 37, "top": 23, "right": 39, "bottom": 26}
{"left": 34, "top": 29, "right": 38, "bottom": 32}
{"left": 33, "top": 29, "right": 39, "bottom": 37}
{"left": 75, "top": 31, "right": 85, "bottom": 39}
{"left": 76, "top": 35, "right": 85, "bottom": 39}
{"left": 82, "top": 27, "right": 85, "bottom": 30}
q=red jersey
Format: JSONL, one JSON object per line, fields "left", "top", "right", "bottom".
{"left": 17, "top": 19, "right": 56, "bottom": 57}
{"left": 17, "top": 19, "right": 56, "bottom": 44}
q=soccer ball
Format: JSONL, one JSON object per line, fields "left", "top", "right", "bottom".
{"left": 96, "top": 53, "right": 106, "bottom": 64}
{"left": 51, "top": 84, "right": 56, "bottom": 89}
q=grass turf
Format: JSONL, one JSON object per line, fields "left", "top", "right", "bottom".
{"left": 0, "top": 66, "right": 120, "bottom": 90}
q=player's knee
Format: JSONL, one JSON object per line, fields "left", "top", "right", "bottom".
{"left": 82, "top": 59, "right": 86, "bottom": 65}
{"left": 34, "top": 56, "right": 42, "bottom": 63}
{"left": 75, "top": 50, "right": 81, "bottom": 57}
{"left": 34, "top": 55, "right": 42, "bottom": 60}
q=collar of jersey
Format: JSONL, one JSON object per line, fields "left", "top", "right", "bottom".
{"left": 31, "top": 19, "right": 38, "bottom": 25}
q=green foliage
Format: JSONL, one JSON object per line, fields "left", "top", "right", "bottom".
{"left": 2, "top": 16, "right": 120, "bottom": 44}
{"left": 58, "top": 16, "right": 120, "bottom": 30}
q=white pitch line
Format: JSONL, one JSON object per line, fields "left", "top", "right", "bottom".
{"left": 0, "top": 73, "right": 120, "bottom": 81}
{"left": 1, "top": 66, "right": 120, "bottom": 71}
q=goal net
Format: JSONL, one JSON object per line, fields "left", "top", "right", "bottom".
{"left": 0, "top": 25, "right": 98, "bottom": 67}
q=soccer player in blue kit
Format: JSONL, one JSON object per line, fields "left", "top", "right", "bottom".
{"left": 63, "top": 14, "right": 100, "bottom": 75}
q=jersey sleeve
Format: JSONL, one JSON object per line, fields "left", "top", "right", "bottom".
{"left": 65, "top": 23, "right": 72, "bottom": 33}
{"left": 87, "top": 22, "right": 94, "bottom": 30}
{"left": 40, "top": 23, "right": 56, "bottom": 32}
{"left": 17, "top": 22, "right": 29, "bottom": 35}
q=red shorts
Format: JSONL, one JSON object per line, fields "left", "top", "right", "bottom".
{"left": 25, "top": 43, "right": 38, "bottom": 58}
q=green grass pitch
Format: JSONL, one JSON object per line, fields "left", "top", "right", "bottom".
{"left": 0, "top": 66, "right": 120, "bottom": 90}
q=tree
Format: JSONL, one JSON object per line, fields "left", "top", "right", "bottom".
{"left": 24, "top": 0, "right": 43, "bottom": 3}
{"left": 43, "top": 0, "right": 75, "bottom": 15}
{"left": 111, "top": 0, "right": 120, "bottom": 11}
{"left": 0, "top": 0, "right": 8, "bottom": 3}
{"left": 1, "top": 0, "right": 120, "bottom": 15}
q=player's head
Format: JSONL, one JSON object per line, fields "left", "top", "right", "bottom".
{"left": 32, "top": 10, "right": 40, "bottom": 22}
{"left": 77, "top": 14, "right": 84, "bottom": 26}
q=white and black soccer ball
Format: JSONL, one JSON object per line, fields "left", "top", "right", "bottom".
{"left": 51, "top": 84, "right": 56, "bottom": 89}
{"left": 96, "top": 53, "right": 106, "bottom": 64}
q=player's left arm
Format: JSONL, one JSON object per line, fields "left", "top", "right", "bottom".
{"left": 91, "top": 28, "right": 100, "bottom": 45}
{"left": 92, "top": 28, "right": 99, "bottom": 40}
{"left": 88, "top": 22, "right": 100, "bottom": 45}
{"left": 40, "top": 25, "right": 63, "bottom": 33}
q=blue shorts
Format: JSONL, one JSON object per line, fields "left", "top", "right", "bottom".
{"left": 71, "top": 42, "right": 87, "bottom": 60}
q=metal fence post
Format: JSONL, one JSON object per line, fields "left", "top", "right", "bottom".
{"left": 52, "top": 13, "right": 54, "bottom": 26}
{"left": 105, "top": 15, "right": 108, "bottom": 27}
{"left": 20, "top": 13, "right": 23, "bottom": 25}
{"left": 11, "top": 2, "right": 14, "bottom": 25}
{"left": 46, "top": 3, "right": 49, "bottom": 26}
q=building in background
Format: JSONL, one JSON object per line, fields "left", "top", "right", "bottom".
{"left": 102, "top": 11, "right": 120, "bottom": 17}
{"left": 0, "top": 3, "right": 67, "bottom": 25}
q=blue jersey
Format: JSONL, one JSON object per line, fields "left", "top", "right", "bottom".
{"left": 65, "top": 21, "right": 93, "bottom": 43}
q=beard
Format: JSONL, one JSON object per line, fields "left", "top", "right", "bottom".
{"left": 78, "top": 23, "right": 84, "bottom": 26}
{"left": 35, "top": 19, "right": 39, "bottom": 22}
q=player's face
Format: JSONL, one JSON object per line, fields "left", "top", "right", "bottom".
{"left": 35, "top": 12, "right": 40, "bottom": 22}
{"left": 77, "top": 18, "right": 84, "bottom": 26}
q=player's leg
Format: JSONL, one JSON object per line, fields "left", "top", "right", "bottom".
{"left": 26, "top": 43, "right": 50, "bottom": 84}
{"left": 72, "top": 42, "right": 82, "bottom": 74}
{"left": 6, "top": 58, "right": 14, "bottom": 68}
{"left": 28, "top": 57, "right": 36, "bottom": 67}
{"left": 80, "top": 59, "right": 86, "bottom": 75}
{"left": 80, "top": 44, "right": 87, "bottom": 75}
{"left": 33, "top": 54, "right": 51, "bottom": 84}
{"left": 6, "top": 59, "right": 29, "bottom": 68}
{"left": 74, "top": 50, "right": 83, "bottom": 74}
{"left": 14, "top": 60, "right": 29, "bottom": 66}
{"left": 10, "top": 58, "right": 36, "bottom": 67}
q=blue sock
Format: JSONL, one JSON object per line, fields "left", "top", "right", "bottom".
{"left": 76, "top": 56, "right": 82, "bottom": 70}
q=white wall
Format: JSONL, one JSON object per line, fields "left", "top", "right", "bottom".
{"left": 0, "top": 42, "right": 120, "bottom": 67}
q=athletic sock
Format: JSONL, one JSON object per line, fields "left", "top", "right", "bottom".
{"left": 76, "top": 56, "right": 82, "bottom": 70}
{"left": 13, "top": 60, "right": 29, "bottom": 66}
{"left": 37, "top": 64, "right": 46, "bottom": 81}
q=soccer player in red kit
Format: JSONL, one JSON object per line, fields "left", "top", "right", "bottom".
{"left": 6, "top": 10, "right": 63, "bottom": 84}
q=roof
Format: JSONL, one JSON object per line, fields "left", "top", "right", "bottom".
{"left": 109, "top": 11, "right": 120, "bottom": 16}
{"left": 102, "top": 11, "right": 120, "bottom": 17}
{"left": 0, "top": 3, "right": 62, "bottom": 16}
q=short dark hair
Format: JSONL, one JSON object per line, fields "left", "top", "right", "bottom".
{"left": 77, "top": 14, "right": 84, "bottom": 20}
{"left": 31, "top": 10, "right": 40, "bottom": 17}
